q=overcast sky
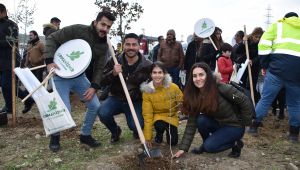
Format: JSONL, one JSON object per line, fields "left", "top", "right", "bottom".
{"left": 2, "top": 0, "right": 300, "bottom": 44}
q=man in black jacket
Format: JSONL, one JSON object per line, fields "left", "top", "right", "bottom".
{"left": 99, "top": 33, "right": 152, "bottom": 143}
{"left": 0, "top": 4, "right": 34, "bottom": 125}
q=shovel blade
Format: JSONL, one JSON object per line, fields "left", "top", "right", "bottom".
{"left": 149, "top": 148, "right": 162, "bottom": 158}
{"left": 138, "top": 148, "right": 162, "bottom": 159}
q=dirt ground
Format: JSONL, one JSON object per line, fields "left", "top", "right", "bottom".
{"left": 0, "top": 92, "right": 299, "bottom": 170}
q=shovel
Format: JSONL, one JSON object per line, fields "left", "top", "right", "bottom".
{"left": 106, "top": 38, "right": 162, "bottom": 159}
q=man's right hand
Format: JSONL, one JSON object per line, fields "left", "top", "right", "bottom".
{"left": 261, "top": 69, "right": 266, "bottom": 76}
{"left": 47, "top": 63, "right": 59, "bottom": 72}
{"left": 113, "top": 64, "right": 122, "bottom": 76}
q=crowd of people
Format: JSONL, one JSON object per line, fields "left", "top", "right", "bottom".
{"left": 1, "top": 2, "right": 299, "bottom": 159}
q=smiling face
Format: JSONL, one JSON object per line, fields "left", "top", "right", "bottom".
{"left": 93, "top": 16, "right": 113, "bottom": 38}
{"left": 192, "top": 67, "right": 207, "bottom": 89}
{"left": 151, "top": 66, "right": 165, "bottom": 86}
{"left": 123, "top": 37, "right": 140, "bottom": 58}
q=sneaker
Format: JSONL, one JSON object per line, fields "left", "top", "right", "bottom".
{"left": 0, "top": 106, "right": 7, "bottom": 114}
{"left": 133, "top": 131, "right": 139, "bottom": 140}
{"left": 277, "top": 111, "right": 285, "bottom": 120}
{"left": 191, "top": 145, "right": 205, "bottom": 154}
{"left": 80, "top": 135, "right": 101, "bottom": 147}
{"left": 228, "top": 140, "right": 244, "bottom": 158}
{"left": 111, "top": 126, "right": 122, "bottom": 143}
{"left": 22, "top": 98, "right": 34, "bottom": 114}
{"left": 0, "top": 113, "right": 8, "bottom": 127}
{"left": 288, "top": 126, "right": 299, "bottom": 143}
{"left": 49, "top": 135, "right": 60, "bottom": 152}
{"left": 247, "top": 121, "right": 261, "bottom": 136}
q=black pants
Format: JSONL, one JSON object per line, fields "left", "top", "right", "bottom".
{"left": 154, "top": 120, "right": 178, "bottom": 145}
{"left": 272, "top": 88, "right": 286, "bottom": 114}
{"left": 31, "top": 67, "right": 44, "bottom": 82}
{"left": 0, "top": 70, "right": 34, "bottom": 112}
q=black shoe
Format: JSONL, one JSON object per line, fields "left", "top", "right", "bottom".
{"left": 278, "top": 111, "right": 285, "bottom": 120}
{"left": 228, "top": 140, "right": 244, "bottom": 158}
{"left": 80, "top": 135, "right": 101, "bottom": 147}
{"left": 247, "top": 121, "right": 261, "bottom": 136}
{"left": 22, "top": 105, "right": 32, "bottom": 114}
{"left": 288, "top": 126, "right": 299, "bottom": 143}
{"left": 22, "top": 99, "right": 34, "bottom": 114}
{"left": 0, "top": 113, "right": 8, "bottom": 127}
{"left": 111, "top": 126, "right": 122, "bottom": 143}
{"left": 133, "top": 131, "right": 139, "bottom": 140}
{"left": 49, "top": 135, "right": 60, "bottom": 152}
{"left": 272, "top": 108, "right": 277, "bottom": 116}
{"left": 191, "top": 145, "right": 205, "bottom": 154}
{"left": 0, "top": 106, "right": 7, "bottom": 114}
{"left": 155, "top": 133, "right": 163, "bottom": 144}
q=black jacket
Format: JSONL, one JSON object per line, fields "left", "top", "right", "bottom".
{"left": 179, "top": 83, "right": 254, "bottom": 152}
{"left": 44, "top": 22, "right": 109, "bottom": 89}
{"left": 184, "top": 39, "right": 217, "bottom": 73}
{"left": 0, "top": 16, "right": 19, "bottom": 71}
{"left": 101, "top": 53, "right": 152, "bottom": 101}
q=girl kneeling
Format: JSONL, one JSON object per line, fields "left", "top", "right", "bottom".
{"left": 141, "top": 61, "right": 183, "bottom": 148}
{"left": 174, "top": 63, "right": 254, "bottom": 158}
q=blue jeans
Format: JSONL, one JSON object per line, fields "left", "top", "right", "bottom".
{"left": 99, "top": 96, "right": 143, "bottom": 134}
{"left": 196, "top": 115, "right": 245, "bottom": 153}
{"left": 52, "top": 74, "right": 100, "bottom": 136}
{"left": 255, "top": 71, "right": 300, "bottom": 126}
{"left": 167, "top": 67, "right": 181, "bottom": 88}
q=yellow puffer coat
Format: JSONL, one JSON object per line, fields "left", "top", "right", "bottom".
{"left": 140, "top": 74, "right": 183, "bottom": 141}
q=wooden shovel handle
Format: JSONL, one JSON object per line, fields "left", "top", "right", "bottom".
{"left": 244, "top": 25, "right": 255, "bottom": 107}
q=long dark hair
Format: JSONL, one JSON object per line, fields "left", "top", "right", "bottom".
{"left": 183, "top": 62, "right": 218, "bottom": 116}
{"left": 210, "top": 27, "right": 224, "bottom": 50}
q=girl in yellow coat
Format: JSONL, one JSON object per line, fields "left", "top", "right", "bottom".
{"left": 140, "top": 61, "right": 183, "bottom": 147}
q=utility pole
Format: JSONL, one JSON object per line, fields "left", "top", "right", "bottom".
{"left": 265, "top": 5, "right": 273, "bottom": 29}
{"left": 141, "top": 28, "right": 145, "bottom": 35}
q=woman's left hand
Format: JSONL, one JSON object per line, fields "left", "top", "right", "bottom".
{"left": 173, "top": 150, "right": 185, "bottom": 158}
{"left": 146, "top": 140, "right": 152, "bottom": 148}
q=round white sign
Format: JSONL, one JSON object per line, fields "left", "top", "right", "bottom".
{"left": 194, "top": 18, "right": 215, "bottom": 38}
{"left": 53, "top": 39, "right": 92, "bottom": 78}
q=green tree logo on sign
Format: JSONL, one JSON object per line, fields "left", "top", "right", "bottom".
{"left": 48, "top": 98, "right": 57, "bottom": 111}
{"left": 202, "top": 21, "right": 207, "bottom": 29}
{"left": 67, "top": 51, "right": 84, "bottom": 61}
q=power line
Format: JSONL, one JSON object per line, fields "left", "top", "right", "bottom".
{"left": 265, "top": 5, "right": 273, "bottom": 29}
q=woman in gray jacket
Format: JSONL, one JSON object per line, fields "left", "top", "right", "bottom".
{"left": 174, "top": 62, "right": 254, "bottom": 158}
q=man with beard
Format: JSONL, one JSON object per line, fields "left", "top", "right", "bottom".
{"left": 44, "top": 10, "right": 116, "bottom": 152}
{"left": 99, "top": 33, "right": 152, "bottom": 143}
{"left": 24, "top": 30, "right": 45, "bottom": 82}
{"left": 157, "top": 29, "right": 184, "bottom": 87}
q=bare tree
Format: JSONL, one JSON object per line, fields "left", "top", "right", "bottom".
{"left": 94, "top": 0, "right": 144, "bottom": 39}
{"left": 9, "top": 0, "right": 36, "bottom": 47}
